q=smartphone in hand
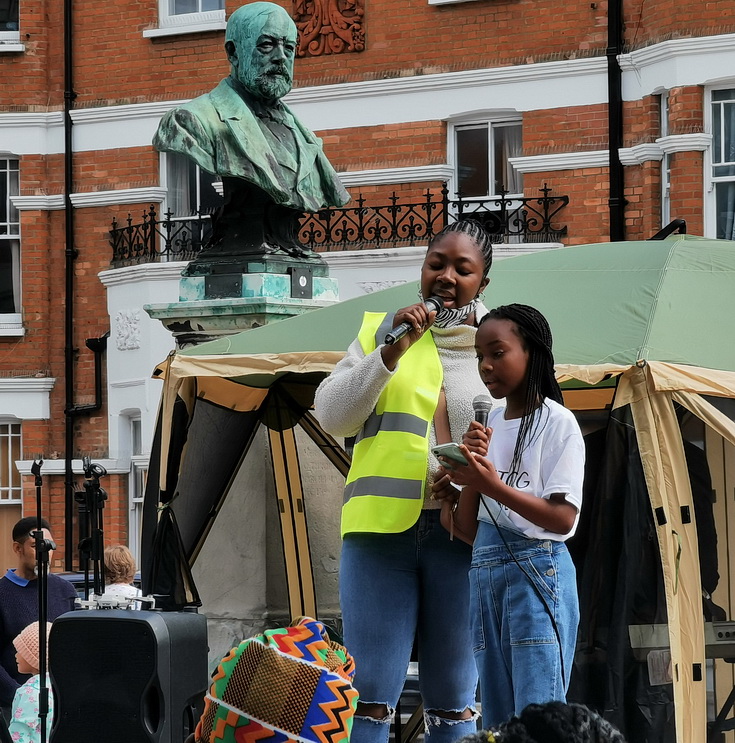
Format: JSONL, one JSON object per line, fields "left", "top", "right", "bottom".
{"left": 431, "top": 442, "right": 468, "bottom": 468}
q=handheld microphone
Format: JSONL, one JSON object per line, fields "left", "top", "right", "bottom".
{"left": 472, "top": 394, "right": 494, "bottom": 428}
{"left": 384, "top": 296, "right": 444, "bottom": 345}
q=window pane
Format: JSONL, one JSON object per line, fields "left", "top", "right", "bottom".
{"left": 201, "top": 0, "right": 224, "bottom": 10}
{"left": 0, "top": 422, "right": 21, "bottom": 502}
{"left": 713, "top": 89, "right": 735, "bottom": 103}
{"left": 0, "top": 0, "right": 19, "bottom": 31}
{"left": 167, "top": 153, "right": 195, "bottom": 215}
{"left": 456, "top": 126, "right": 489, "bottom": 198}
{"left": 170, "top": 0, "right": 198, "bottom": 15}
{"left": 493, "top": 123, "right": 523, "bottom": 195}
{"left": 0, "top": 240, "right": 17, "bottom": 313}
{"left": 716, "top": 182, "right": 735, "bottom": 240}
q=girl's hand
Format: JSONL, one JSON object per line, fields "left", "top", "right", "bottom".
{"left": 431, "top": 468, "right": 460, "bottom": 504}
{"left": 445, "top": 444, "right": 500, "bottom": 494}
{"left": 380, "top": 302, "right": 439, "bottom": 369}
{"left": 462, "top": 422, "right": 492, "bottom": 457}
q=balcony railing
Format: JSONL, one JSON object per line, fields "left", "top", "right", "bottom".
{"left": 109, "top": 184, "right": 569, "bottom": 267}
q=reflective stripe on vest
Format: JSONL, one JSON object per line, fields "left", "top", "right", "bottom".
{"left": 341, "top": 312, "right": 443, "bottom": 536}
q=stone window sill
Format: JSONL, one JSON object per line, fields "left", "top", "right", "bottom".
{"left": 143, "top": 10, "right": 226, "bottom": 39}
{"left": 0, "top": 31, "right": 23, "bottom": 53}
{"left": 0, "top": 315, "right": 24, "bottom": 337}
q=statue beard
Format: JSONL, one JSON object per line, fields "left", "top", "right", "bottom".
{"left": 252, "top": 65, "right": 292, "bottom": 101}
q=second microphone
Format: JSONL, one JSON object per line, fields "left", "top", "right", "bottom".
{"left": 384, "top": 296, "right": 445, "bottom": 345}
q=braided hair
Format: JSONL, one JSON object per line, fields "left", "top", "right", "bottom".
{"left": 479, "top": 303, "right": 563, "bottom": 487}
{"left": 457, "top": 703, "right": 627, "bottom": 743}
{"left": 429, "top": 219, "right": 494, "bottom": 279}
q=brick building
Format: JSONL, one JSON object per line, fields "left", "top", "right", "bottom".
{"left": 0, "top": 0, "right": 733, "bottom": 574}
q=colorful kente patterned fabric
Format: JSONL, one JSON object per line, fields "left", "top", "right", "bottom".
{"left": 195, "top": 616, "right": 358, "bottom": 743}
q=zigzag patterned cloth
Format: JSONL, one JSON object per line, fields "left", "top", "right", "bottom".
{"left": 195, "top": 617, "right": 358, "bottom": 743}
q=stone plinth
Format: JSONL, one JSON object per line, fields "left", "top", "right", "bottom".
{"left": 145, "top": 293, "right": 337, "bottom": 348}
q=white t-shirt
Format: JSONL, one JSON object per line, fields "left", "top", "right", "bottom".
{"left": 103, "top": 582, "right": 142, "bottom": 608}
{"left": 477, "top": 399, "right": 585, "bottom": 541}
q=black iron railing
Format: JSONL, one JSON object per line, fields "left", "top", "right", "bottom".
{"left": 109, "top": 184, "right": 568, "bottom": 266}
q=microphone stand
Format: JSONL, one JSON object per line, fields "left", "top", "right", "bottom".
{"left": 31, "top": 459, "right": 55, "bottom": 743}
{"left": 75, "top": 456, "right": 108, "bottom": 597}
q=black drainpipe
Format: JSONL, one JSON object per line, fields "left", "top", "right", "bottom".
{"left": 607, "top": 0, "right": 626, "bottom": 241}
{"left": 64, "top": 334, "right": 110, "bottom": 568}
{"left": 63, "top": 0, "right": 78, "bottom": 569}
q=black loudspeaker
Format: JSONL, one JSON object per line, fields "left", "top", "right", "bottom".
{"left": 49, "top": 609, "right": 208, "bottom": 743}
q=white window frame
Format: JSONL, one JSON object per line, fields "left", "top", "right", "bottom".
{"left": 0, "top": 156, "right": 22, "bottom": 335}
{"left": 0, "top": 419, "right": 22, "bottom": 504}
{"left": 448, "top": 113, "right": 524, "bottom": 202}
{"left": 128, "top": 417, "right": 147, "bottom": 567}
{"left": 660, "top": 93, "right": 672, "bottom": 228}
{"left": 705, "top": 85, "right": 735, "bottom": 239}
{"left": 143, "top": 0, "right": 225, "bottom": 39}
{"left": 160, "top": 152, "right": 222, "bottom": 217}
{"left": 0, "top": 1, "right": 23, "bottom": 53}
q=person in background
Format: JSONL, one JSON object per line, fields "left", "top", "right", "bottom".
{"left": 0, "top": 518, "right": 77, "bottom": 719}
{"left": 437, "top": 305, "right": 584, "bottom": 728}
{"left": 457, "top": 701, "right": 627, "bottom": 743}
{"left": 7, "top": 621, "right": 53, "bottom": 743}
{"left": 103, "top": 545, "right": 142, "bottom": 607}
{"left": 314, "top": 219, "right": 495, "bottom": 743}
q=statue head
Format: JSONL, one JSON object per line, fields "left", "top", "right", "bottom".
{"left": 225, "top": 3, "right": 297, "bottom": 103}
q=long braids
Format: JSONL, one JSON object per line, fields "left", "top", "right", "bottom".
{"left": 480, "top": 303, "right": 563, "bottom": 487}
{"left": 456, "top": 702, "right": 627, "bottom": 743}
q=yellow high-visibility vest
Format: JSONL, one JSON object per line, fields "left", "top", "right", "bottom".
{"left": 341, "top": 312, "right": 443, "bottom": 537}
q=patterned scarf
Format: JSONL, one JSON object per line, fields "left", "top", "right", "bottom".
{"left": 195, "top": 617, "right": 358, "bottom": 743}
{"left": 420, "top": 291, "right": 481, "bottom": 329}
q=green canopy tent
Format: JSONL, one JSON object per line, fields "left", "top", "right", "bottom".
{"left": 143, "top": 234, "right": 735, "bottom": 743}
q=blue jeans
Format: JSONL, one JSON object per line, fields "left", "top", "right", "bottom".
{"left": 470, "top": 522, "right": 579, "bottom": 728}
{"left": 340, "top": 510, "right": 479, "bottom": 743}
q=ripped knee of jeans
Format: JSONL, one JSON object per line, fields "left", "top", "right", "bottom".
{"left": 424, "top": 707, "right": 480, "bottom": 727}
{"left": 355, "top": 702, "right": 395, "bottom": 724}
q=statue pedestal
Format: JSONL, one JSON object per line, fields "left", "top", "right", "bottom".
{"left": 145, "top": 273, "right": 338, "bottom": 348}
{"left": 145, "top": 295, "right": 338, "bottom": 348}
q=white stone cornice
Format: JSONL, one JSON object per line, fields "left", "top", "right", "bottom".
{"left": 70, "top": 187, "right": 166, "bottom": 208}
{"left": 321, "top": 246, "right": 428, "bottom": 270}
{"left": 71, "top": 101, "right": 189, "bottom": 124}
{"left": 619, "top": 142, "right": 664, "bottom": 165}
{"left": 620, "top": 33, "right": 735, "bottom": 72}
{"left": 0, "top": 112, "right": 62, "bottom": 127}
{"left": 287, "top": 57, "right": 607, "bottom": 105}
{"left": 509, "top": 150, "right": 609, "bottom": 173}
{"left": 338, "top": 164, "right": 454, "bottom": 187}
{"left": 11, "top": 194, "right": 65, "bottom": 211}
{"left": 0, "top": 378, "right": 55, "bottom": 393}
{"left": 0, "top": 378, "right": 55, "bottom": 420}
{"left": 656, "top": 133, "right": 712, "bottom": 153}
{"left": 99, "top": 261, "right": 189, "bottom": 288}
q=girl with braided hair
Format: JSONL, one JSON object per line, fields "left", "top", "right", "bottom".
{"left": 458, "top": 702, "right": 627, "bottom": 743}
{"left": 435, "top": 304, "right": 585, "bottom": 728}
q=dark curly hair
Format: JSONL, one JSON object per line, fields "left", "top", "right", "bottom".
{"left": 458, "top": 703, "right": 627, "bottom": 743}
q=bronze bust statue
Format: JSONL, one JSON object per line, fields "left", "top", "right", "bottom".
{"left": 153, "top": 2, "right": 349, "bottom": 268}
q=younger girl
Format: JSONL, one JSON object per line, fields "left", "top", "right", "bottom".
{"left": 103, "top": 545, "right": 142, "bottom": 608}
{"left": 437, "top": 304, "right": 585, "bottom": 728}
{"left": 9, "top": 620, "right": 53, "bottom": 743}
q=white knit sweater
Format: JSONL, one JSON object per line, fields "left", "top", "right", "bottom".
{"left": 313, "top": 308, "right": 497, "bottom": 504}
